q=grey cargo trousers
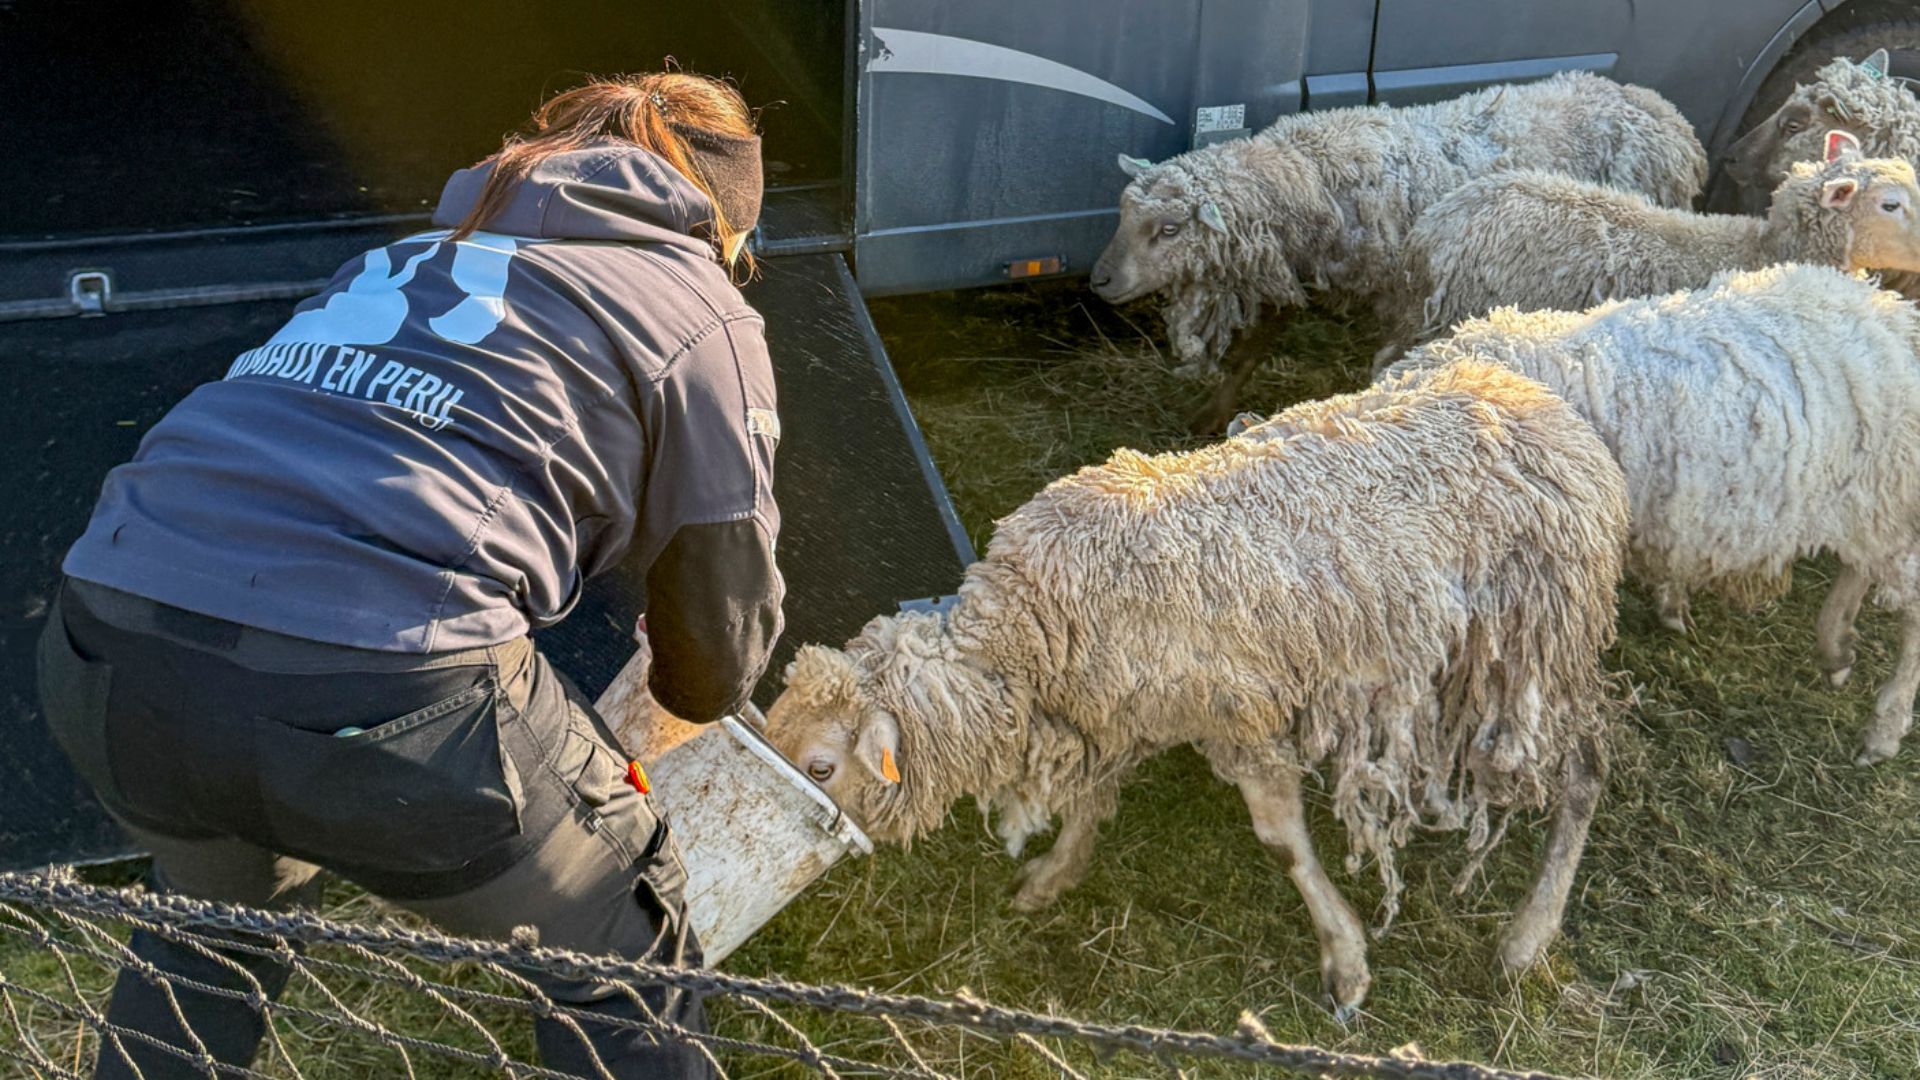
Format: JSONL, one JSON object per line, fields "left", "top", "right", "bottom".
{"left": 37, "top": 581, "right": 712, "bottom": 1079}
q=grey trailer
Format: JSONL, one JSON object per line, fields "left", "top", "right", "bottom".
{"left": 849, "top": 0, "right": 1920, "bottom": 292}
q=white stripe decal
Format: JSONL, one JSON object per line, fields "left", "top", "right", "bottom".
{"left": 869, "top": 27, "right": 1173, "bottom": 125}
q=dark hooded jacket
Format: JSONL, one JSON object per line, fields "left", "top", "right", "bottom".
{"left": 62, "top": 143, "right": 783, "bottom": 720}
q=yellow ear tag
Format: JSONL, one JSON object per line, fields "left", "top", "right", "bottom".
{"left": 880, "top": 747, "right": 901, "bottom": 784}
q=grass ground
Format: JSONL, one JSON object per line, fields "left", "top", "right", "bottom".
{"left": 7, "top": 283, "right": 1920, "bottom": 1078}
{"left": 721, "top": 284, "right": 1920, "bottom": 1079}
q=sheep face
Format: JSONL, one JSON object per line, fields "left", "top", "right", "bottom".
{"left": 1726, "top": 98, "right": 1866, "bottom": 192}
{"left": 1089, "top": 159, "right": 1230, "bottom": 306}
{"left": 1832, "top": 159, "right": 1920, "bottom": 272}
{"left": 766, "top": 643, "right": 913, "bottom": 843}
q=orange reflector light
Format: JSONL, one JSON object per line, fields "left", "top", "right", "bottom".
{"left": 1005, "top": 256, "right": 1065, "bottom": 279}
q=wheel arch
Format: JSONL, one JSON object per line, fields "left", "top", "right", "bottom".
{"left": 1706, "top": 0, "right": 1830, "bottom": 163}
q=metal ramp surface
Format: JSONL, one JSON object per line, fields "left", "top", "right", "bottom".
{"left": 0, "top": 239, "right": 970, "bottom": 871}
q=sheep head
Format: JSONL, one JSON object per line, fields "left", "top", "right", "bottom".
{"left": 766, "top": 612, "right": 1008, "bottom": 846}
{"left": 1091, "top": 139, "right": 1338, "bottom": 366}
{"left": 1725, "top": 51, "right": 1896, "bottom": 195}
{"left": 1089, "top": 154, "right": 1234, "bottom": 306}
{"left": 1773, "top": 138, "right": 1920, "bottom": 274}
{"left": 1827, "top": 158, "right": 1920, "bottom": 275}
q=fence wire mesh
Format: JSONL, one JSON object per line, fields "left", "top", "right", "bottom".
{"left": 0, "top": 869, "right": 1577, "bottom": 1080}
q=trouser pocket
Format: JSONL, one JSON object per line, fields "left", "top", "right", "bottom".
{"left": 634, "top": 842, "right": 699, "bottom": 967}
{"left": 253, "top": 683, "right": 526, "bottom": 875}
{"left": 37, "top": 592, "right": 118, "bottom": 807}
{"left": 550, "top": 703, "right": 698, "bottom": 964}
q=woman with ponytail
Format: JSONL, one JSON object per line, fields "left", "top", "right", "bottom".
{"left": 41, "top": 72, "right": 781, "bottom": 1079}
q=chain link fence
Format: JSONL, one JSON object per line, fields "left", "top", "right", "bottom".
{"left": 0, "top": 870, "right": 1576, "bottom": 1080}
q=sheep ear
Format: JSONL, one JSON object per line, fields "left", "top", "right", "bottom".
{"left": 1821, "top": 176, "right": 1860, "bottom": 209}
{"left": 1197, "top": 201, "right": 1228, "bottom": 235}
{"left": 1862, "top": 48, "right": 1891, "bottom": 80}
{"left": 1825, "top": 129, "right": 1862, "bottom": 162}
{"left": 855, "top": 713, "right": 901, "bottom": 785}
{"left": 1117, "top": 153, "right": 1152, "bottom": 179}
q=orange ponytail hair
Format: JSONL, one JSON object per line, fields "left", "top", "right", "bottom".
{"left": 450, "top": 72, "right": 759, "bottom": 270}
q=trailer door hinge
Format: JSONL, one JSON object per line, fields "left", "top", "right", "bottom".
{"left": 68, "top": 271, "right": 112, "bottom": 317}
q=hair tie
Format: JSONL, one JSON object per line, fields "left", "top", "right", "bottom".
{"left": 649, "top": 92, "right": 667, "bottom": 109}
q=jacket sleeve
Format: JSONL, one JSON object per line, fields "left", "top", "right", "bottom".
{"left": 639, "top": 312, "right": 785, "bottom": 722}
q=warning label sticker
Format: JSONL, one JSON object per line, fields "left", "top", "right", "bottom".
{"left": 1195, "top": 103, "right": 1247, "bottom": 134}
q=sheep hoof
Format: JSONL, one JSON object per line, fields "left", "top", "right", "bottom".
{"left": 1854, "top": 742, "right": 1899, "bottom": 767}
{"left": 1827, "top": 665, "right": 1853, "bottom": 689}
{"left": 1009, "top": 883, "right": 1058, "bottom": 913}
{"left": 1321, "top": 964, "right": 1371, "bottom": 1023}
{"left": 1654, "top": 586, "right": 1691, "bottom": 634}
{"left": 1495, "top": 923, "right": 1555, "bottom": 976}
{"left": 1009, "top": 858, "right": 1066, "bottom": 912}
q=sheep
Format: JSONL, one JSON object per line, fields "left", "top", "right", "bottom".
{"left": 1088, "top": 70, "right": 1707, "bottom": 380}
{"left": 1384, "top": 263, "right": 1920, "bottom": 767}
{"left": 1724, "top": 50, "right": 1916, "bottom": 199}
{"left": 1377, "top": 144, "right": 1920, "bottom": 371}
{"left": 766, "top": 361, "right": 1629, "bottom": 1017}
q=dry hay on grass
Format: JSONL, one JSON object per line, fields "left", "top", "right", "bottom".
{"left": 867, "top": 284, "right": 1378, "bottom": 550}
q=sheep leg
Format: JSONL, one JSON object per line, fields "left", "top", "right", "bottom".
{"left": 1496, "top": 739, "right": 1603, "bottom": 976}
{"left": 1236, "top": 769, "right": 1370, "bottom": 1020}
{"left": 1186, "top": 321, "right": 1284, "bottom": 436}
{"left": 1369, "top": 340, "right": 1404, "bottom": 379}
{"left": 1010, "top": 796, "right": 1111, "bottom": 912}
{"left": 1815, "top": 563, "right": 1871, "bottom": 688}
{"left": 1857, "top": 606, "right": 1920, "bottom": 765}
{"left": 1654, "top": 582, "right": 1691, "bottom": 634}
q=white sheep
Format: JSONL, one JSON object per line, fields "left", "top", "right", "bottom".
{"left": 768, "top": 361, "right": 1629, "bottom": 1017}
{"left": 1089, "top": 71, "right": 1707, "bottom": 378}
{"left": 1379, "top": 143, "right": 1920, "bottom": 369}
{"left": 1386, "top": 264, "right": 1920, "bottom": 766}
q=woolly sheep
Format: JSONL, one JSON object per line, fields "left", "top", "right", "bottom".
{"left": 1386, "top": 264, "right": 1920, "bottom": 766}
{"left": 767, "top": 362, "right": 1629, "bottom": 1017}
{"left": 1088, "top": 71, "right": 1707, "bottom": 378}
{"left": 1725, "top": 51, "right": 1916, "bottom": 197}
{"left": 1376, "top": 147, "right": 1920, "bottom": 370}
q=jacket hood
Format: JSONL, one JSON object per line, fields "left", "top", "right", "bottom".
{"left": 431, "top": 142, "right": 716, "bottom": 251}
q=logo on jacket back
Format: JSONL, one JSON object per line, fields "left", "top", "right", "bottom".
{"left": 223, "top": 231, "right": 531, "bottom": 432}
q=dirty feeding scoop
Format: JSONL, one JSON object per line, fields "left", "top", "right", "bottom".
{"left": 650, "top": 716, "right": 873, "bottom": 964}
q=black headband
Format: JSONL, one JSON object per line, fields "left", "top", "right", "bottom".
{"left": 671, "top": 124, "right": 764, "bottom": 241}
